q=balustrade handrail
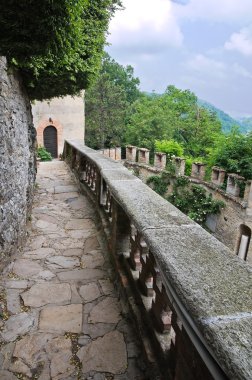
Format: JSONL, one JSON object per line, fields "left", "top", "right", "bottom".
{"left": 64, "top": 139, "right": 252, "bottom": 380}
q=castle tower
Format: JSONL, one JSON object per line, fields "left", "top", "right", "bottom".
{"left": 32, "top": 93, "right": 85, "bottom": 158}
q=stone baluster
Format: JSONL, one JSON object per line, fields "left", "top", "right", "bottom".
{"left": 129, "top": 229, "right": 142, "bottom": 271}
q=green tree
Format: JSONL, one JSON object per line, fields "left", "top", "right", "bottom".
{"left": 0, "top": 0, "right": 121, "bottom": 100}
{"left": 208, "top": 128, "right": 252, "bottom": 179}
{"left": 125, "top": 85, "right": 222, "bottom": 156}
{"left": 85, "top": 53, "right": 140, "bottom": 148}
{"left": 102, "top": 53, "right": 141, "bottom": 103}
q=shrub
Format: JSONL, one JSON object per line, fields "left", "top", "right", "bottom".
{"left": 37, "top": 146, "right": 52, "bottom": 161}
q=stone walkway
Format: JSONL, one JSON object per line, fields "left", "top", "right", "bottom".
{"left": 0, "top": 161, "right": 148, "bottom": 380}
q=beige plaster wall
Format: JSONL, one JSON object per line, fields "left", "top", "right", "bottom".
{"left": 32, "top": 93, "right": 85, "bottom": 154}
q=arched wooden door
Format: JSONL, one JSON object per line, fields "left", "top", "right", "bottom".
{"left": 43, "top": 126, "right": 58, "bottom": 158}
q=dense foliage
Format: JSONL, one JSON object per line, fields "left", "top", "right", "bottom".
{"left": 0, "top": 0, "right": 121, "bottom": 100}
{"left": 37, "top": 146, "right": 52, "bottom": 161}
{"left": 167, "top": 177, "right": 225, "bottom": 225}
{"left": 125, "top": 86, "right": 222, "bottom": 155}
{"left": 208, "top": 128, "right": 252, "bottom": 179}
{"left": 85, "top": 53, "right": 141, "bottom": 149}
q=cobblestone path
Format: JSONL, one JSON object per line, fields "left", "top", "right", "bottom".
{"left": 0, "top": 161, "right": 147, "bottom": 380}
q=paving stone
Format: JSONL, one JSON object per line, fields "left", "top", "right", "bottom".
{"left": 52, "top": 238, "right": 84, "bottom": 250}
{"left": 46, "top": 337, "right": 75, "bottom": 379}
{"left": 68, "top": 230, "right": 92, "bottom": 239}
{"left": 13, "top": 259, "right": 44, "bottom": 278}
{"left": 35, "top": 213, "right": 57, "bottom": 224}
{"left": 70, "top": 284, "right": 83, "bottom": 304}
{"left": 45, "top": 256, "right": 80, "bottom": 269}
{"left": 84, "top": 236, "right": 100, "bottom": 253}
{"left": 13, "top": 333, "right": 53, "bottom": 367}
{"left": 23, "top": 248, "right": 56, "bottom": 259}
{"left": 78, "top": 331, "right": 127, "bottom": 374}
{"left": 65, "top": 218, "right": 95, "bottom": 230}
{"left": 36, "top": 220, "right": 59, "bottom": 232}
{"left": 1, "top": 342, "right": 15, "bottom": 369}
{"left": 82, "top": 323, "right": 115, "bottom": 339}
{"left": 1, "top": 312, "right": 37, "bottom": 342}
{"left": 33, "top": 270, "right": 56, "bottom": 280}
{"left": 78, "top": 335, "right": 92, "bottom": 346}
{"left": 39, "top": 304, "right": 82, "bottom": 333}
{"left": 88, "top": 297, "right": 121, "bottom": 324}
{"left": 98, "top": 279, "right": 115, "bottom": 296}
{"left": 57, "top": 269, "right": 106, "bottom": 282}
{"left": 62, "top": 248, "right": 84, "bottom": 257}
{"left": 21, "top": 283, "right": 71, "bottom": 307}
{"left": 54, "top": 192, "right": 79, "bottom": 201}
{"left": 25, "top": 236, "right": 46, "bottom": 251}
{"left": 54, "top": 185, "right": 78, "bottom": 193}
{"left": 79, "top": 283, "right": 100, "bottom": 302}
{"left": 9, "top": 359, "right": 32, "bottom": 377}
{"left": 4, "top": 280, "right": 30, "bottom": 289}
{"left": 81, "top": 254, "right": 104, "bottom": 269}
{"left": 6, "top": 289, "right": 21, "bottom": 314}
{"left": 0, "top": 370, "right": 18, "bottom": 380}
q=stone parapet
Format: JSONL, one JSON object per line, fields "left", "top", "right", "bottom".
{"left": 126, "top": 145, "right": 137, "bottom": 162}
{"left": 64, "top": 139, "right": 252, "bottom": 380}
{"left": 154, "top": 152, "right": 166, "bottom": 169}
{"left": 211, "top": 166, "right": 226, "bottom": 186}
{"left": 226, "top": 173, "right": 245, "bottom": 197}
{"left": 191, "top": 162, "right": 206, "bottom": 180}
{"left": 137, "top": 148, "right": 150, "bottom": 164}
{"left": 172, "top": 156, "right": 186, "bottom": 176}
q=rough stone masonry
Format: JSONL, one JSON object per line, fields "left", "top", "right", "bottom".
{"left": 0, "top": 57, "right": 36, "bottom": 267}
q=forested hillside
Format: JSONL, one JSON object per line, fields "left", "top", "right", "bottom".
{"left": 198, "top": 99, "right": 252, "bottom": 134}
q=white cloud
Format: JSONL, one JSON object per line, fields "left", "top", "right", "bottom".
{"left": 174, "top": 0, "right": 252, "bottom": 22}
{"left": 186, "top": 54, "right": 226, "bottom": 79}
{"left": 225, "top": 26, "right": 252, "bottom": 56}
{"left": 232, "top": 63, "right": 252, "bottom": 79}
{"left": 108, "top": 0, "right": 183, "bottom": 50}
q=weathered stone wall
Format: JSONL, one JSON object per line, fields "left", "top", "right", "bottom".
{"left": 0, "top": 57, "right": 36, "bottom": 266}
{"left": 124, "top": 161, "right": 252, "bottom": 264}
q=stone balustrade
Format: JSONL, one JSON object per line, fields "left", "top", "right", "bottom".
{"left": 64, "top": 140, "right": 252, "bottom": 380}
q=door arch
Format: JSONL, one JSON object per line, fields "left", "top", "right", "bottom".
{"left": 43, "top": 125, "right": 58, "bottom": 158}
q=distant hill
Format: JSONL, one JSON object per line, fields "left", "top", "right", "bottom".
{"left": 198, "top": 99, "right": 252, "bottom": 134}
{"left": 144, "top": 92, "right": 252, "bottom": 134}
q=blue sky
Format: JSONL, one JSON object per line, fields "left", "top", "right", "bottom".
{"left": 106, "top": 0, "right": 252, "bottom": 117}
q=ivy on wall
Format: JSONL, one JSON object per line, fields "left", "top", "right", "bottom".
{"left": 0, "top": 0, "right": 121, "bottom": 100}
{"left": 147, "top": 174, "right": 225, "bottom": 226}
{"left": 168, "top": 177, "right": 225, "bottom": 225}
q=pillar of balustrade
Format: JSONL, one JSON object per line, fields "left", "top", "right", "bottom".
{"left": 138, "top": 148, "right": 150, "bottom": 164}
{"left": 115, "top": 147, "right": 121, "bottom": 161}
{"left": 191, "top": 162, "right": 206, "bottom": 180}
{"left": 226, "top": 173, "right": 245, "bottom": 197}
{"left": 211, "top": 166, "right": 226, "bottom": 186}
{"left": 154, "top": 152, "right": 166, "bottom": 169}
{"left": 126, "top": 145, "right": 137, "bottom": 161}
{"left": 109, "top": 148, "right": 116, "bottom": 160}
{"left": 172, "top": 157, "right": 186, "bottom": 176}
